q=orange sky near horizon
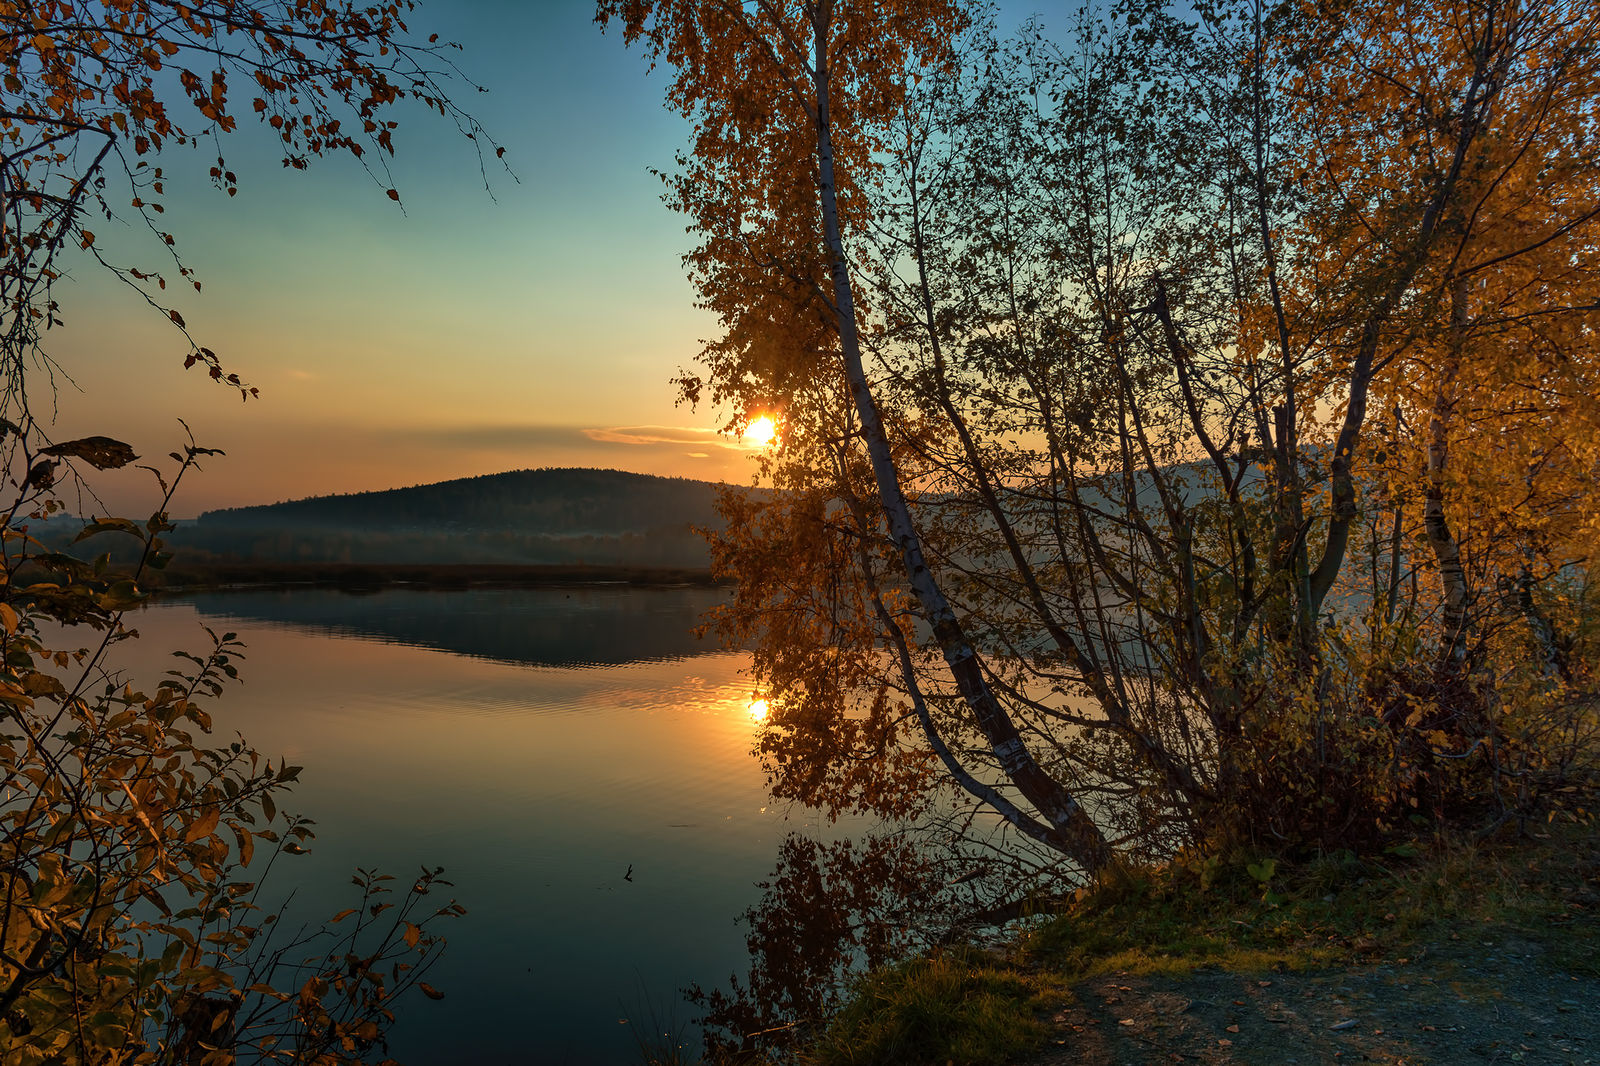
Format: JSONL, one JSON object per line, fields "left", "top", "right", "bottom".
{"left": 35, "top": 3, "right": 769, "bottom": 517}
{"left": 34, "top": 1, "right": 1039, "bottom": 518}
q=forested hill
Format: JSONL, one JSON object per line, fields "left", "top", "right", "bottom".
{"left": 171, "top": 468, "right": 729, "bottom": 569}
{"left": 199, "top": 468, "right": 722, "bottom": 535}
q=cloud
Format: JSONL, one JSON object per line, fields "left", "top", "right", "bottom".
{"left": 377, "top": 423, "right": 748, "bottom": 454}
{"left": 583, "top": 425, "right": 742, "bottom": 449}
{"left": 398, "top": 424, "right": 599, "bottom": 450}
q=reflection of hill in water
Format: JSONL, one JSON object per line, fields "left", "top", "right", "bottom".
{"left": 179, "top": 586, "right": 729, "bottom": 668}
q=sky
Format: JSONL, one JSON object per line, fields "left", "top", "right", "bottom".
{"left": 43, "top": 2, "right": 1034, "bottom": 516}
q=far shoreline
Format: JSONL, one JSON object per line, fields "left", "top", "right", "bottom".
{"left": 138, "top": 561, "right": 729, "bottom": 594}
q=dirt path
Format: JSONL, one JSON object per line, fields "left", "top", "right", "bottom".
{"left": 1018, "top": 935, "right": 1598, "bottom": 1065}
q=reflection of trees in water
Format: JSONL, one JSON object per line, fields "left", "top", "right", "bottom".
{"left": 182, "top": 586, "right": 726, "bottom": 668}
{"left": 692, "top": 811, "right": 1072, "bottom": 1061}
{"left": 689, "top": 833, "right": 929, "bottom": 1058}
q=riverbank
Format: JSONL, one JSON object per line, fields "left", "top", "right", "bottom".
{"left": 793, "top": 824, "right": 1599, "bottom": 1066}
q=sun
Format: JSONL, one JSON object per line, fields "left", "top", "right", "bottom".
{"left": 747, "top": 697, "right": 770, "bottom": 723}
{"left": 743, "top": 415, "right": 777, "bottom": 446}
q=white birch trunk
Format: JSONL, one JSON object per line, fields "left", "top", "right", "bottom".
{"left": 806, "top": 3, "right": 1113, "bottom": 876}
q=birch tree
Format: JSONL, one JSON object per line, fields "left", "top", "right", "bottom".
{"left": 597, "top": 0, "right": 1119, "bottom": 875}
{"left": 606, "top": 0, "right": 1600, "bottom": 872}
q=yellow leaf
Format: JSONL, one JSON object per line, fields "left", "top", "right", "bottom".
{"left": 184, "top": 805, "right": 220, "bottom": 844}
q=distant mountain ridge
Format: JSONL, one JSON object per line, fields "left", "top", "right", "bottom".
{"left": 176, "top": 467, "right": 729, "bottom": 568}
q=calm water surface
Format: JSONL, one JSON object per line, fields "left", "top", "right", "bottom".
{"left": 113, "top": 587, "right": 844, "bottom": 1065}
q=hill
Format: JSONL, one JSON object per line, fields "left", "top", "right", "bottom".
{"left": 171, "top": 468, "right": 729, "bottom": 570}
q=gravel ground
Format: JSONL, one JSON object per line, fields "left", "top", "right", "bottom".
{"left": 1016, "top": 932, "right": 1598, "bottom": 1065}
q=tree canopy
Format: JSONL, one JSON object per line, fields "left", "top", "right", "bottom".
{"left": 608, "top": 0, "right": 1600, "bottom": 893}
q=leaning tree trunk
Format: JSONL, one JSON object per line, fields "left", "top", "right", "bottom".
{"left": 805, "top": 3, "right": 1115, "bottom": 877}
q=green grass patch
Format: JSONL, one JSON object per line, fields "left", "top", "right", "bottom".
{"left": 805, "top": 949, "right": 1067, "bottom": 1066}
{"left": 1023, "top": 821, "right": 1600, "bottom": 981}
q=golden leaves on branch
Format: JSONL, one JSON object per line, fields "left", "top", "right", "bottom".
{"left": 612, "top": 0, "right": 1600, "bottom": 864}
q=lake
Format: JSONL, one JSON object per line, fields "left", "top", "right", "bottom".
{"left": 111, "top": 586, "right": 860, "bottom": 1065}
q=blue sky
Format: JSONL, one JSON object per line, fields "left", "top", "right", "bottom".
{"left": 48, "top": 1, "right": 1041, "bottom": 514}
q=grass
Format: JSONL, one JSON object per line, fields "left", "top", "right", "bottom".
{"left": 1027, "top": 821, "right": 1599, "bottom": 978}
{"left": 787, "top": 820, "right": 1599, "bottom": 1066}
{"left": 805, "top": 950, "right": 1069, "bottom": 1066}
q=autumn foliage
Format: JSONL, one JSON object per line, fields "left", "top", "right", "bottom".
{"left": 1, "top": 1, "right": 489, "bottom": 1061}
{"left": 609, "top": 0, "right": 1600, "bottom": 890}
{"left": 0, "top": 442, "right": 463, "bottom": 1064}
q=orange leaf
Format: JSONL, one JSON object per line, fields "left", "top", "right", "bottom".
{"left": 183, "top": 806, "right": 221, "bottom": 843}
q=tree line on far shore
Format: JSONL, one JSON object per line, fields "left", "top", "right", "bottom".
{"left": 39, "top": 468, "right": 726, "bottom": 570}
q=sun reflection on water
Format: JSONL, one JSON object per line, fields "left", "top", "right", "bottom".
{"left": 747, "top": 697, "right": 770, "bottom": 723}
